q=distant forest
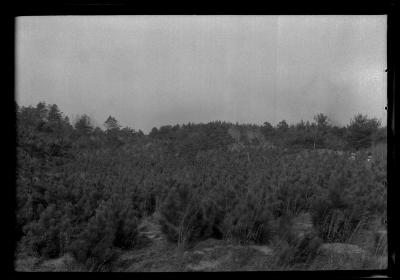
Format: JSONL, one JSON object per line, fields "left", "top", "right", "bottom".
{"left": 16, "top": 101, "right": 386, "bottom": 154}
{"left": 16, "top": 101, "right": 387, "bottom": 271}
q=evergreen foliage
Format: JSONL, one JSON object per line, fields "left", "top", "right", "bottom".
{"left": 16, "top": 102, "right": 387, "bottom": 270}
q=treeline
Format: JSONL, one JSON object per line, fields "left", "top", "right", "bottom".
{"left": 16, "top": 102, "right": 387, "bottom": 271}
{"left": 16, "top": 102, "right": 386, "bottom": 157}
{"left": 148, "top": 113, "right": 386, "bottom": 152}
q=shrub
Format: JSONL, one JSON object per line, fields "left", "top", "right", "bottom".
{"left": 221, "top": 190, "right": 273, "bottom": 244}
{"left": 69, "top": 199, "right": 117, "bottom": 270}
{"left": 159, "top": 181, "right": 222, "bottom": 246}
{"left": 113, "top": 204, "right": 139, "bottom": 249}
{"left": 21, "top": 204, "right": 63, "bottom": 259}
{"left": 68, "top": 195, "right": 139, "bottom": 270}
{"left": 310, "top": 160, "right": 385, "bottom": 243}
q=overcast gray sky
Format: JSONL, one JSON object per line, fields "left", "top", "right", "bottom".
{"left": 16, "top": 15, "right": 387, "bottom": 133}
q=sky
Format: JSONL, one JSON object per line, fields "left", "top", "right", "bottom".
{"left": 16, "top": 15, "right": 387, "bottom": 133}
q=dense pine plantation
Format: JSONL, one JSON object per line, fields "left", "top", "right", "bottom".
{"left": 15, "top": 102, "right": 387, "bottom": 271}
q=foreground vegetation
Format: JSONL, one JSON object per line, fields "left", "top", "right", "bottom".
{"left": 15, "top": 102, "right": 387, "bottom": 271}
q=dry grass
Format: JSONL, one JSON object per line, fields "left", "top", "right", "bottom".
{"left": 15, "top": 254, "right": 86, "bottom": 272}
